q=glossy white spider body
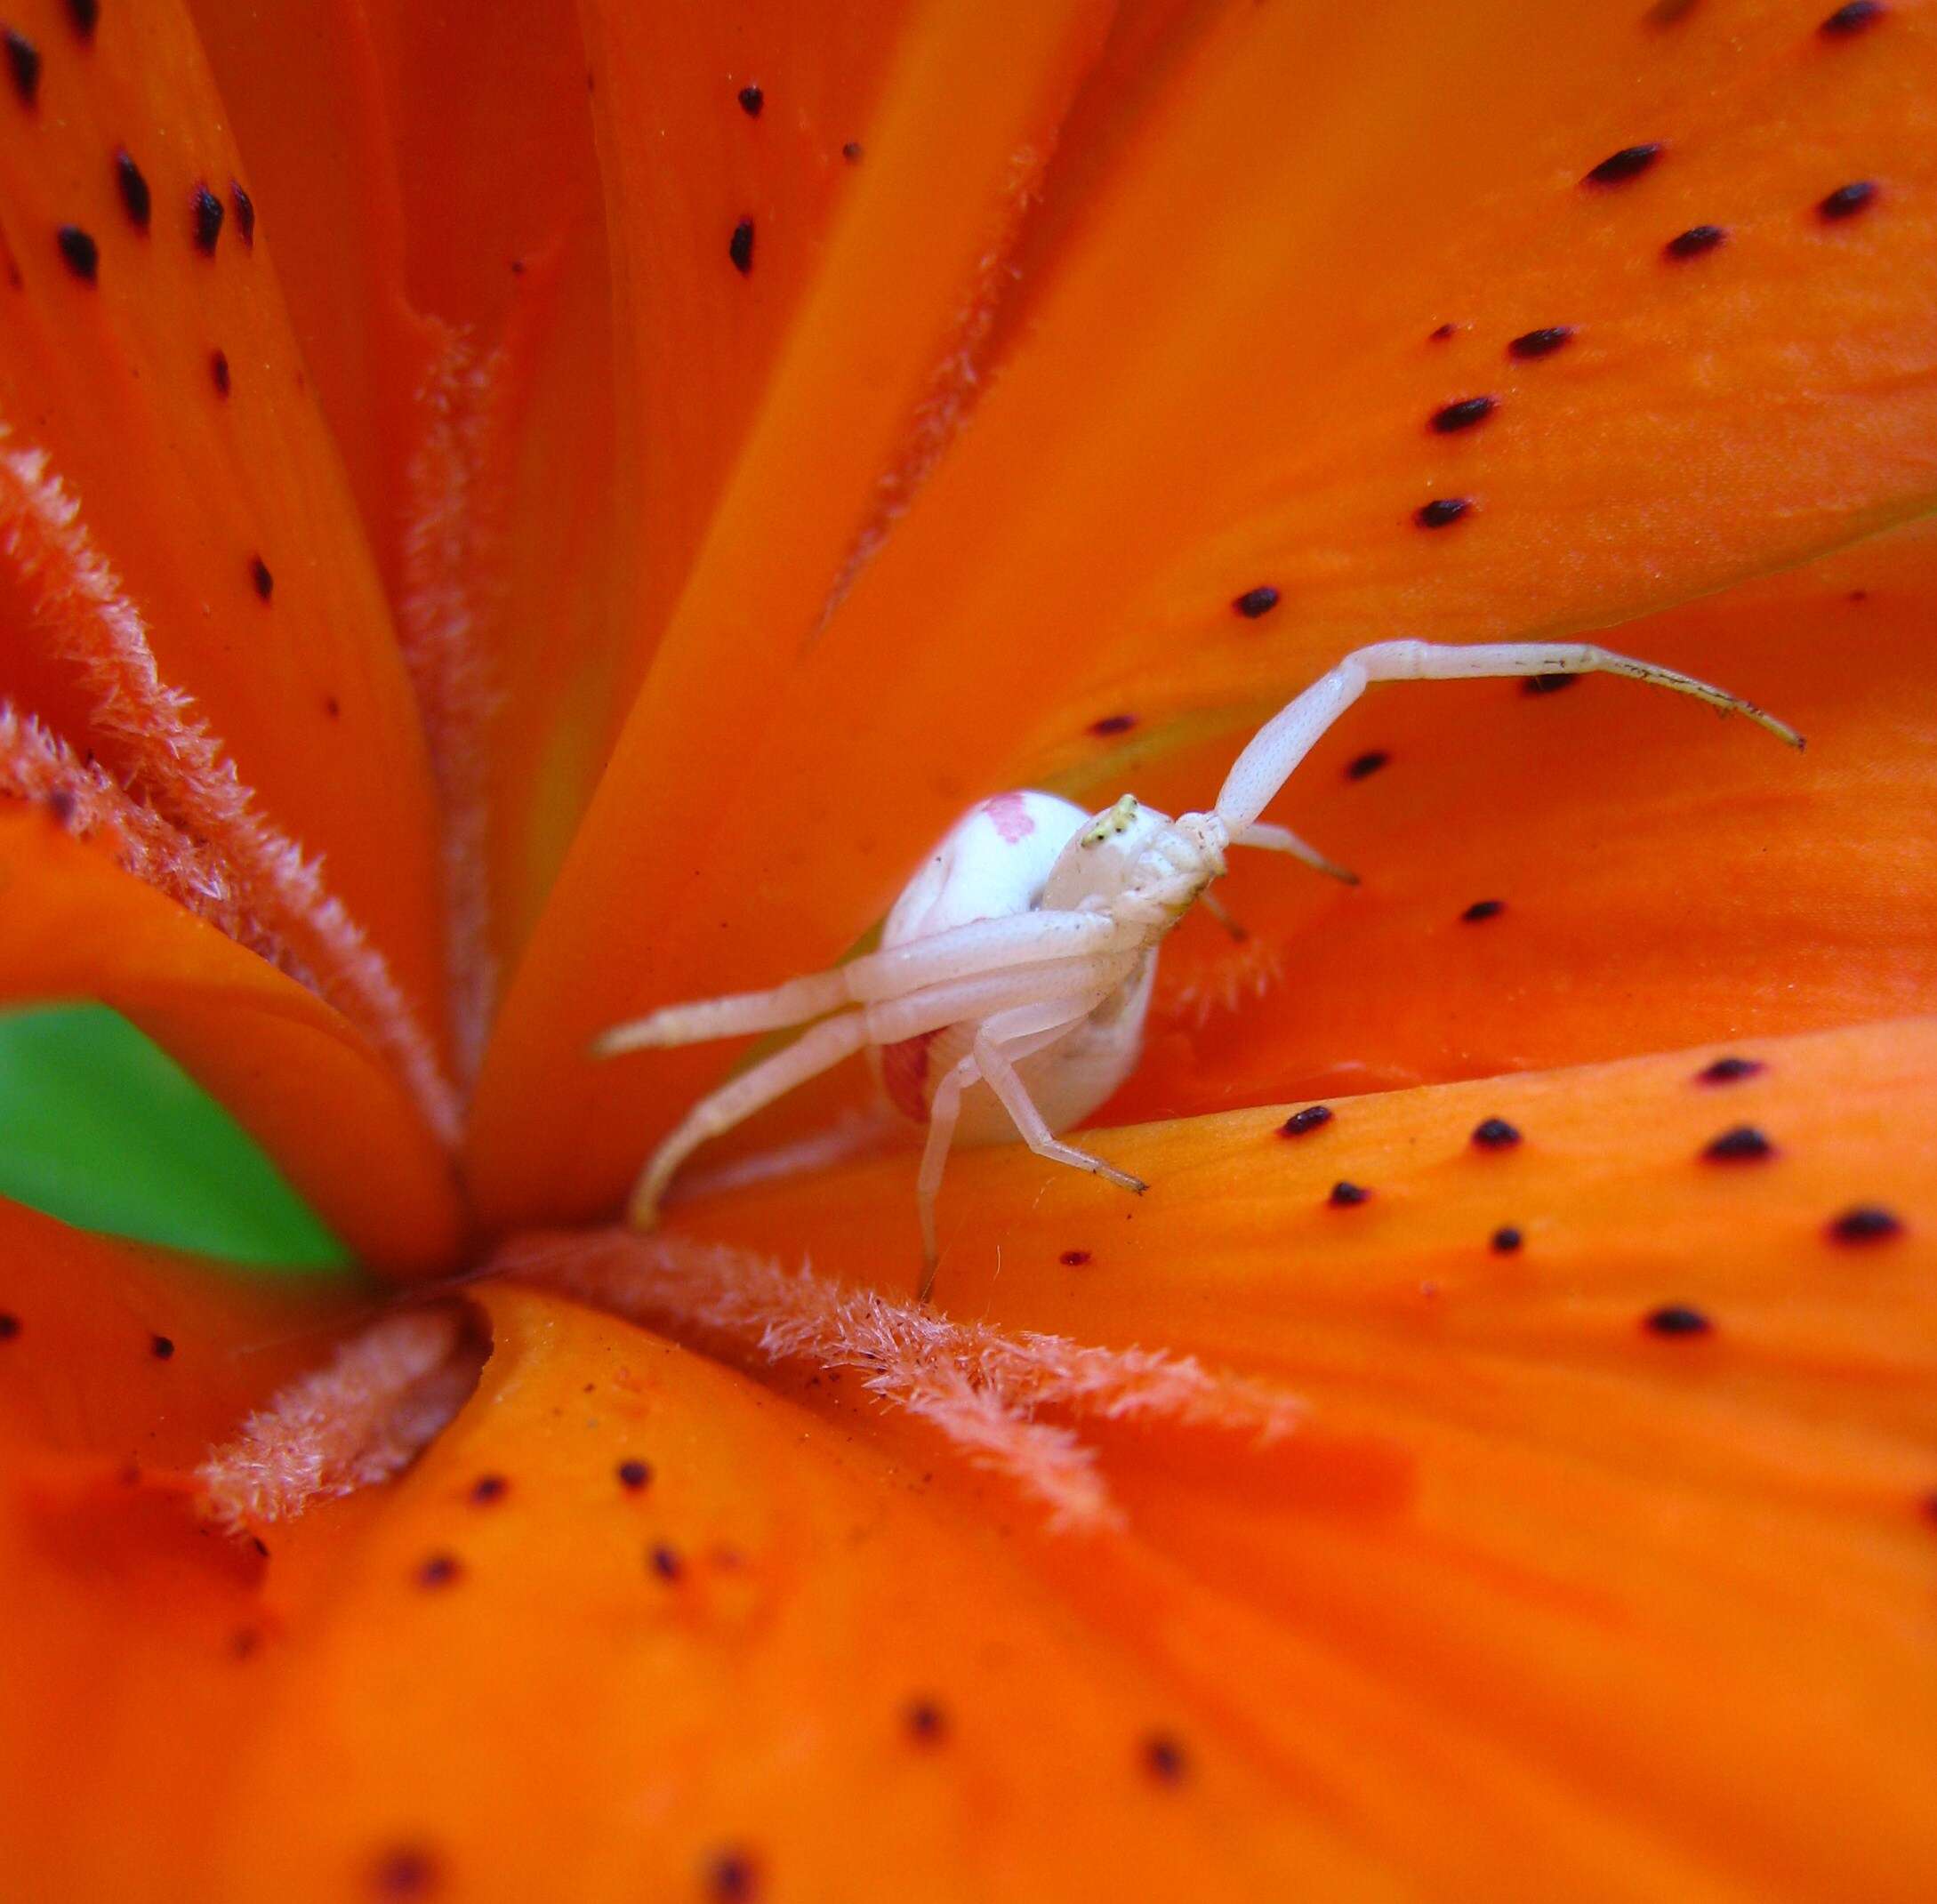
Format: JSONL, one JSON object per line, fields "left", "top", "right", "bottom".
{"left": 598, "top": 639, "right": 1799, "bottom": 1297}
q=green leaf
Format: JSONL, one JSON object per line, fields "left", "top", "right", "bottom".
{"left": 0, "top": 1002, "right": 350, "bottom": 1271}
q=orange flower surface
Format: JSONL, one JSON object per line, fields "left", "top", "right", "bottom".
{"left": 0, "top": 0, "right": 1933, "bottom": 1897}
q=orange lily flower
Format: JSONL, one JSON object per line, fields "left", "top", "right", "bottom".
{"left": 0, "top": 0, "right": 1933, "bottom": 1897}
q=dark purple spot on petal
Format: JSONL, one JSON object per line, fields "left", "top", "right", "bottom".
{"left": 469, "top": 1474, "right": 508, "bottom": 1506}
{"left": 415, "top": 1552, "right": 462, "bottom": 1589}
{"left": 1828, "top": 1204, "right": 1904, "bottom": 1245}
{"left": 1664, "top": 223, "right": 1726, "bottom": 260}
{"left": 1058, "top": 1249, "right": 1090, "bottom": 1266}
{"left": 1490, "top": 1225, "right": 1523, "bottom": 1254}
{"left": 114, "top": 148, "right": 149, "bottom": 231}
{"left": 704, "top": 1849, "right": 760, "bottom": 1901}
{"left": 46, "top": 786, "right": 75, "bottom": 825}
{"left": 1088, "top": 712, "right": 1136, "bottom": 737}
{"left": 230, "top": 181, "right": 254, "bottom": 247}
{"left": 1329, "top": 1180, "right": 1370, "bottom": 1208}
{"left": 616, "top": 1458, "right": 653, "bottom": 1490}
{"left": 65, "top": 0, "right": 98, "bottom": 38}
{"left": 1141, "top": 1732, "right": 1189, "bottom": 1783}
{"left": 1522, "top": 672, "right": 1578, "bottom": 695}
{"left": 1820, "top": 0, "right": 1885, "bottom": 34}
{"left": 1583, "top": 142, "right": 1663, "bottom": 188}
{"left": 1346, "top": 750, "right": 1388, "bottom": 781}
{"left": 1280, "top": 1105, "right": 1333, "bottom": 1137}
{"left": 728, "top": 216, "right": 754, "bottom": 275}
{"left": 1427, "top": 321, "right": 1457, "bottom": 341}
{"left": 841, "top": 141, "right": 863, "bottom": 163}
{"left": 368, "top": 1845, "right": 440, "bottom": 1898}
{"left": 191, "top": 182, "right": 223, "bottom": 254}
{"left": 1415, "top": 496, "right": 1471, "bottom": 529}
{"left": 904, "top": 1698, "right": 948, "bottom": 1744}
{"left": 5, "top": 28, "right": 40, "bottom": 107}
{"left": 56, "top": 225, "right": 97, "bottom": 281}
{"left": 1703, "top": 1124, "right": 1774, "bottom": 1163}
{"left": 1471, "top": 1117, "right": 1521, "bottom": 1151}
{"left": 150, "top": 1333, "right": 174, "bottom": 1360}
{"left": 1508, "top": 325, "right": 1574, "bottom": 359}
{"left": 1644, "top": 1304, "right": 1713, "bottom": 1338}
{"left": 737, "top": 84, "right": 763, "bottom": 116}
{"left": 1461, "top": 898, "right": 1505, "bottom": 923}
{"left": 250, "top": 555, "right": 274, "bottom": 600}
{"left": 1697, "top": 1055, "right": 1764, "bottom": 1085}
{"left": 1429, "top": 395, "right": 1496, "bottom": 433}
{"left": 649, "top": 1543, "right": 683, "bottom": 1580}
{"left": 0, "top": 1312, "right": 19, "bottom": 1341}
{"left": 1233, "top": 584, "right": 1280, "bottom": 618}
{"left": 1817, "top": 179, "right": 1877, "bottom": 221}
{"left": 210, "top": 348, "right": 230, "bottom": 397}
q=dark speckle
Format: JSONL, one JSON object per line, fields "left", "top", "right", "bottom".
{"left": 1415, "top": 496, "right": 1471, "bottom": 529}
{"left": 368, "top": 1845, "right": 440, "bottom": 1898}
{"left": 649, "top": 1543, "right": 683, "bottom": 1580}
{"left": 1089, "top": 712, "right": 1136, "bottom": 737}
{"left": 842, "top": 141, "right": 863, "bottom": 163}
{"left": 1058, "top": 1249, "right": 1090, "bottom": 1266}
{"left": 617, "top": 1458, "right": 652, "bottom": 1491}
{"left": 46, "top": 786, "right": 76, "bottom": 825}
{"left": 324, "top": 695, "right": 342, "bottom": 719}
{"left": 1703, "top": 1124, "right": 1774, "bottom": 1164}
{"left": 1346, "top": 749, "right": 1388, "bottom": 781}
{"left": 210, "top": 349, "right": 230, "bottom": 397}
{"left": 1523, "top": 672, "right": 1578, "bottom": 695}
{"left": 1427, "top": 321, "right": 1457, "bottom": 341}
{"left": 115, "top": 148, "right": 150, "bottom": 230}
{"left": 1827, "top": 1204, "right": 1904, "bottom": 1245}
{"left": 1644, "top": 1304, "right": 1713, "bottom": 1338}
{"left": 0, "top": 1312, "right": 19, "bottom": 1341}
{"left": 191, "top": 182, "right": 224, "bottom": 254}
{"left": 1429, "top": 395, "right": 1496, "bottom": 434}
{"left": 1491, "top": 1225, "right": 1523, "bottom": 1255}
{"left": 1583, "top": 142, "right": 1663, "bottom": 188}
{"left": 415, "top": 1552, "right": 462, "bottom": 1589}
{"left": 1461, "top": 898, "right": 1505, "bottom": 923}
{"left": 1471, "top": 1116, "right": 1521, "bottom": 1151}
{"left": 704, "top": 1849, "right": 760, "bottom": 1901}
{"left": 1817, "top": 180, "right": 1877, "bottom": 221}
{"left": 1233, "top": 583, "right": 1280, "bottom": 618}
{"left": 904, "top": 1698, "right": 948, "bottom": 1744}
{"left": 1664, "top": 223, "right": 1727, "bottom": 261}
{"left": 56, "top": 225, "right": 98, "bottom": 282}
{"left": 1697, "top": 1055, "right": 1764, "bottom": 1085}
{"left": 150, "top": 1333, "right": 175, "bottom": 1361}
{"left": 1329, "top": 1180, "right": 1370, "bottom": 1208}
{"left": 1280, "top": 1104, "right": 1333, "bottom": 1137}
{"left": 1820, "top": 0, "right": 1885, "bottom": 34}
{"left": 65, "top": 0, "right": 98, "bottom": 38}
{"left": 728, "top": 216, "right": 754, "bottom": 275}
{"left": 1141, "top": 1732, "right": 1189, "bottom": 1783}
{"left": 230, "top": 181, "right": 255, "bottom": 247}
{"left": 469, "top": 1474, "right": 508, "bottom": 1506}
{"left": 737, "top": 84, "right": 763, "bottom": 116}
{"left": 5, "top": 28, "right": 40, "bottom": 107}
{"left": 1508, "top": 325, "right": 1574, "bottom": 360}
{"left": 250, "top": 556, "right": 274, "bottom": 600}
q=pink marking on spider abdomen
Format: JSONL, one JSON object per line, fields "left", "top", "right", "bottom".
{"left": 880, "top": 1030, "right": 940, "bottom": 1124}
{"left": 983, "top": 791, "right": 1035, "bottom": 843}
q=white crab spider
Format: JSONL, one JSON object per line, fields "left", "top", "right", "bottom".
{"left": 598, "top": 639, "right": 1799, "bottom": 1298}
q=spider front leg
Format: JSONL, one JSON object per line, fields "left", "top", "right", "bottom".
{"left": 1212, "top": 638, "right": 1803, "bottom": 835}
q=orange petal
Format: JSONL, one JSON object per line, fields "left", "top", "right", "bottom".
{"left": 192, "top": 1285, "right": 1371, "bottom": 1899}
{"left": 471, "top": 0, "right": 1937, "bottom": 1232}
{"left": 0, "top": 807, "right": 460, "bottom": 1273}
{"left": 0, "top": 0, "right": 444, "bottom": 1010}
{"left": 653, "top": 1016, "right": 1937, "bottom": 1894}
